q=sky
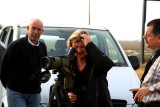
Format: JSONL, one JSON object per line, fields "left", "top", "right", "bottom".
{"left": 0, "top": 0, "right": 160, "bottom": 41}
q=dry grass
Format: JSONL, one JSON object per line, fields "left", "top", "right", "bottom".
{"left": 135, "top": 65, "right": 145, "bottom": 79}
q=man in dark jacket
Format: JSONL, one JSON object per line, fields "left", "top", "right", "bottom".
{"left": 67, "top": 30, "right": 113, "bottom": 107}
{"left": 0, "top": 18, "right": 47, "bottom": 107}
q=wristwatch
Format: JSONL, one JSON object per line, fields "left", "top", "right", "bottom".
{"left": 149, "top": 86, "right": 155, "bottom": 92}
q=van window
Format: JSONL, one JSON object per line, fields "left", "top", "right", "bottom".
{"left": 1, "top": 27, "right": 10, "bottom": 44}
{"left": 8, "top": 29, "right": 13, "bottom": 45}
{"left": 87, "top": 30, "right": 126, "bottom": 65}
{"left": 19, "top": 27, "right": 127, "bottom": 66}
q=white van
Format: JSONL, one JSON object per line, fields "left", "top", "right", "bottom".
{"left": 0, "top": 23, "right": 140, "bottom": 107}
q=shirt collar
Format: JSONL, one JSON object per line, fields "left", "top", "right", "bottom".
{"left": 151, "top": 47, "right": 160, "bottom": 59}
{"left": 28, "top": 37, "right": 39, "bottom": 46}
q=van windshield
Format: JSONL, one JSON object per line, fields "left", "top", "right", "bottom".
{"left": 20, "top": 27, "right": 127, "bottom": 66}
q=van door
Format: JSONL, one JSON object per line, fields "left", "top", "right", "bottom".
{"left": 0, "top": 26, "right": 13, "bottom": 68}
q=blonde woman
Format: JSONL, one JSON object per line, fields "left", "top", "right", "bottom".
{"left": 67, "top": 29, "right": 113, "bottom": 107}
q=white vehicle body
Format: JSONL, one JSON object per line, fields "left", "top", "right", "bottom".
{"left": 0, "top": 23, "right": 140, "bottom": 107}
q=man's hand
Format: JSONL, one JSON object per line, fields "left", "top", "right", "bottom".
{"left": 68, "top": 92, "right": 77, "bottom": 103}
{"left": 129, "top": 87, "right": 152, "bottom": 102}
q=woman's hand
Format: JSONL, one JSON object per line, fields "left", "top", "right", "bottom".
{"left": 80, "top": 34, "right": 92, "bottom": 46}
{"left": 68, "top": 92, "right": 77, "bottom": 103}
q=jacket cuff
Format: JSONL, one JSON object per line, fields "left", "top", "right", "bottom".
{"left": 85, "top": 42, "right": 94, "bottom": 50}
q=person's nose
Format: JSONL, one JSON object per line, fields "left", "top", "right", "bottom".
{"left": 143, "top": 34, "right": 147, "bottom": 39}
{"left": 77, "top": 47, "right": 82, "bottom": 52}
{"left": 34, "top": 29, "right": 39, "bottom": 33}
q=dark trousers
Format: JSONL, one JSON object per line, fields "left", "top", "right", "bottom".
{"left": 138, "top": 102, "right": 160, "bottom": 107}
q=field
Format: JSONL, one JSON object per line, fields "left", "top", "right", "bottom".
{"left": 119, "top": 40, "right": 152, "bottom": 79}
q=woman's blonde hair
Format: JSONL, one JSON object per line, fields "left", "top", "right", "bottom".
{"left": 67, "top": 29, "right": 89, "bottom": 48}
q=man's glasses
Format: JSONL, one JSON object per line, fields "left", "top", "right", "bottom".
{"left": 31, "top": 26, "right": 43, "bottom": 31}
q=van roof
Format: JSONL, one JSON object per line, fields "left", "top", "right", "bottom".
{"left": 1, "top": 21, "right": 109, "bottom": 31}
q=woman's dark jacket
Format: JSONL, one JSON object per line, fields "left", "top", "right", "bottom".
{"left": 73, "top": 42, "right": 113, "bottom": 107}
{"left": 0, "top": 35, "right": 47, "bottom": 94}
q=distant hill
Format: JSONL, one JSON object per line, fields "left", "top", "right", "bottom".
{"left": 119, "top": 40, "right": 141, "bottom": 50}
{"left": 118, "top": 40, "right": 152, "bottom": 54}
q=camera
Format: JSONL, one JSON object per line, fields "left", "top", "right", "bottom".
{"left": 39, "top": 47, "right": 76, "bottom": 89}
{"left": 39, "top": 47, "right": 76, "bottom": 107}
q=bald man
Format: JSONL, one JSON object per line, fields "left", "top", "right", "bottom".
{"left": 0, "top": 18, "right": 47, "bottom": 107}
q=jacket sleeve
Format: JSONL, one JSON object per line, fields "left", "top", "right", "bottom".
{"left": 85, "top": 42, "right": 113, "bottom": 74}
{"left": 0, "top": 43, "right": 15, "bottom": 88}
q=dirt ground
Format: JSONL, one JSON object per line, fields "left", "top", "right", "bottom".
{"left": 135, "top": 66, "right": 145, "bottom": 80}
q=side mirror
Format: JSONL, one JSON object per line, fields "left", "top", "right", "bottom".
{"left": 128, "top": 55, "right": 140, "bottom": 70}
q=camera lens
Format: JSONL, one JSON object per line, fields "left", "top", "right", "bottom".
{"left": 41, "top": 56, "right": 52, "bottom": 70}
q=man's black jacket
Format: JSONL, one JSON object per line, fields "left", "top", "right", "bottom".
{"left": 0, "top": 35, "right": 47, "bottom": 93}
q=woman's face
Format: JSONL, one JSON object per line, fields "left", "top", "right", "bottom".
{"left": 72, "top": 41, "right": 87, "bottom": 59}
